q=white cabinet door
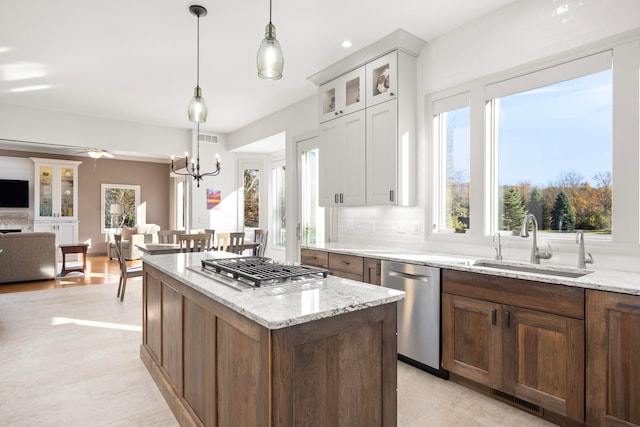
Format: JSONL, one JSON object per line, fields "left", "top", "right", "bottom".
{"left": 366, "top": 51, "right": 398, "bottom": 107}
{"left": 341, "top": 111, "right": 366, "bottom": 206}
{"left": 319, "top": 110, "right": 366, "bottom": 206}
{"left": 319, "top": 120, "right": 341, "bottom": 206}
{"left": 319, "top": 68, "right": 365, "bottom": 123}
{"left": 366, "top": 100, "right": 398, "bottom": 206}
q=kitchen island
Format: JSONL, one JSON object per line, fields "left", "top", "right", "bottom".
{"left": 140, "top": 252, "right": 404, "bottom": 427}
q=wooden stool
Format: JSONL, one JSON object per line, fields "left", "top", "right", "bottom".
{"left": 59, "top": 243, "right": 89, "bottom": 276}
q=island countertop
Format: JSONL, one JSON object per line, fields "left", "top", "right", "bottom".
{"left": 142, "top": 251, "right": 405, "bottom": 330}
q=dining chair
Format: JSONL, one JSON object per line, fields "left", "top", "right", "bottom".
{"left": 178, "top": 233, "right": 212, "bottom": 252}
{"left": 114, "top": 234, "right": 143, "bottom": 302}
{"left": 216, "top": 232, "right": 245, "bottom": 254}
{"left": 204, "top": 229, "right": 216, "bottom": 247}
{"left": 253, "top": 229, "right": 268, "bottom": 257}
{"left": 158, "top": 230, "right": 184, "bottom": 244}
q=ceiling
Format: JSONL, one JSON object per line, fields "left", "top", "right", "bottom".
{"left": 0, "top": 0, "right": 516, "bottom": 153}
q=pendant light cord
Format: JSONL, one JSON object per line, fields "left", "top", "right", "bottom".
{"left": 269, "top": 0, "right": 272, "bottom": 24}
{"left": 196, "top": 13, "right": 200, "bottom": 86}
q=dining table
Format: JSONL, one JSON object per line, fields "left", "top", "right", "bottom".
{"left": 136, "top": 241, "right": 260, "bottom": 255}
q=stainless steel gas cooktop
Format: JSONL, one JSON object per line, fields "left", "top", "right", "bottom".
{"left": 188, "top": 256, "right": 329, "bottom": 291}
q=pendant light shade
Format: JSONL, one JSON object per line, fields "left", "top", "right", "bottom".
{"left": 188, "top": 85, "right": 207, "bottom": 122}
{"left": 256, "top": 0, "right": 284, "bottom": 80}
{"left": 188, "top": 5, "right": 207, "bottom": 122}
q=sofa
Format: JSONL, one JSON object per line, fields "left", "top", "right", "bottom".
{"left": 107, "top": 224, "right": 160, "bottom": 260}
{"left": 0, "top": 232, "right": 57, "bottom": 283}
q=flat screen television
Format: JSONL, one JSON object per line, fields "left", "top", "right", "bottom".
{"left": 0, "top": 179, "right": 29, "bottom": 208}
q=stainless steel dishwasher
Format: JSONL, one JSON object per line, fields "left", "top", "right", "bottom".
{"left": 381, "top": 260, "right": 448, "bottom": 378}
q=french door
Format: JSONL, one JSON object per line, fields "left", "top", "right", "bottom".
{"left": 296, "top": 135, "right": 325, "bottom": 261}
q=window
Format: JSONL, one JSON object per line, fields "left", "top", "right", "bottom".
{"left": 434, "top": 93, "right": 471, "bottom": 232}
{"left": 243, "top": 168, "right": 260, "bottom": 228}
{"left": 488, "top": 54, "right": 612, "bottom": 234}
{"left": 272, "top": 161, "right": 286, "bottom": 246}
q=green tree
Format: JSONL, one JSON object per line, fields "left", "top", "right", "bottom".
{"left": 447, "top": 182, "right": 469, "bottom": 230}
{"left": 502, "top": 187, "right": 527, "bottom": 231}
{"left": 551, "top": 190, "right": 575, "bottom": 231}
{"left": 526, "top": 187, "right": 547, "bottom": 230}
{"left": 243, "top": 169, "right": 260, "bottom": 228}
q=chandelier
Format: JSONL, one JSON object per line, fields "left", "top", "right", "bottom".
{"left": 172, "top": 124, "right": 221, "bottom": 187}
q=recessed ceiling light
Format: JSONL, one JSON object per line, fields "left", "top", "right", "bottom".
{"left": 342, "top": 40, "right": 352, "bottom": 48}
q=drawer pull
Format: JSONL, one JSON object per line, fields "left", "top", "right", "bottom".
{"left": 616, "top": 302, "right": 640, "bottom": 311}
{"left": 504, "top": 311, "right": 511, "bottom": 328}
{"left": 491, "top": 309, "right": 497, "bottom": 326}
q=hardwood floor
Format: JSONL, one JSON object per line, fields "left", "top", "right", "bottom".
{"left": 0, "top": 255, "right": 137, "bottom": 294}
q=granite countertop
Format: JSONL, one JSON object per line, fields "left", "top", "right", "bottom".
{"left": 141, "top": 251, "right": 405, "bottom": 330}
{"left": 302, "top": 243, "right": 640, "bottom": 296}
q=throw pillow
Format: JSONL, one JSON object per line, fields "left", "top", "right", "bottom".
{"left": 122, "top": 226, "right": 137, "bottom": 240}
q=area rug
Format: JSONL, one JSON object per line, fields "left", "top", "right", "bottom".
{"left": 0, "top": 282, "right": 178, "bottom": 426}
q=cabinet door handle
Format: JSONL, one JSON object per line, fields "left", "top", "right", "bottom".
{"left": 334, "top": 194, "right": 339, "bottom": 204}
{"left": 376, "top": 263, "right": 381, "bottom": 275}
{"left": 340, "top": 193, "right": 344, "bottom": 203}
{"left": 491, "top": 309, "right": 497, "bottom": 325}
{"left": 616, "top": 302, "right": 640, "bottom": 311}
{"left": 504, "top": 311, "right": 511, "bottom": 328}
{"left": 389, "top": 190, "right": 394, "bottom": 202}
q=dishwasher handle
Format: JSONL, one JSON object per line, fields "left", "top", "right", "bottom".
{"left": 386, "top": 269, "right": 432, "bottom": 283}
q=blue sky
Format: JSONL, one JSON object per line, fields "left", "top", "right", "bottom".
{"left": 498, "top": 70, "right": 612, "bottom": 188}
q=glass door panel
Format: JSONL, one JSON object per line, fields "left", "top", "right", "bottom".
{"left": 38, "top": 166, "right": 54, "bottom": 218}
{"left": 60, "top": 167, "right": 74, "bottom": 217}
{"left": 297, "top": 140, "right": 324, "bottom": 248}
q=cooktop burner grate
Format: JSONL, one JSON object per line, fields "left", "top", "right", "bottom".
{"left": 201, "top": 256, "right": 328, "bottom": 287}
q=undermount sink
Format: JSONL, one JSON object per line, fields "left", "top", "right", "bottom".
{"left": 471, "top": 260, "right": 593, "bottom": 278}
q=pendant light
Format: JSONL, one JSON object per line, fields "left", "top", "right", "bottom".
{"left": 188, "top": 5, "right": 207, "bottom": 122}
{"left": 256, "top": 0, "right": 284, "bottom": 80}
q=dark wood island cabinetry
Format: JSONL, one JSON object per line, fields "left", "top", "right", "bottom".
{"left": 140, "top": 254, "right": 402, "bottom": 427}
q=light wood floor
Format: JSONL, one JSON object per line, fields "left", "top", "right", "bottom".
{"left": 0, "top": 255, "right": 137, "bottom": 294}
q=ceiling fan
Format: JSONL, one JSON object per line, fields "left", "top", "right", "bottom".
{"left": 85, "top": 148, "right": 114, "bottom": 159}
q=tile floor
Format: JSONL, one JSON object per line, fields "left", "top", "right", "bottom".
{"left": 0, "top": 280, "right": 554, "bottom": 426}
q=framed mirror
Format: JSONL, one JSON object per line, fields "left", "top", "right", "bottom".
{"left": 101, "top": 183, "right": 140, "bottom": 233}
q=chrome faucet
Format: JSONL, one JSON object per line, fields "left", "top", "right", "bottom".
{"left": 576, "top": 230, "right": 594, "bottom": 269}
{"left": 492, "top": 232, "right": 503, "bottom": 260}
{"left": 520, "top": 214, "right": 552, "bottom": 264}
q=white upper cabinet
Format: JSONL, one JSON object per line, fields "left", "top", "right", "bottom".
{"left": 311, "top": 30, "right": 424, "bottom": 207}
{"left": 319, "top": 67, "right": 366, "bottom": 123}
{"left": 366, "top": 51, "right": 398, "bottom": 107}
{"left": 31, "top": 158, "right": 81, "bottom": 221}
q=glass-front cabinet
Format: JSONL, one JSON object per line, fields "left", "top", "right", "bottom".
{"left": 366, "top": 51, "right": 398, "bottom": 107}
{"left": 319, "top": 67, "right": 365, "bottom": 123}
{"left": 31, "top": 158, "right": 81, "bottom": 221}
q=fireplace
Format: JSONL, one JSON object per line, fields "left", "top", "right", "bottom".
{"left": 0, "top": 212, "right": 31, "bottom": 233}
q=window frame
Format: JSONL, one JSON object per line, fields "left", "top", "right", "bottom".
{"left": 432, "top": 92, "right": 471, "bottom": 233}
